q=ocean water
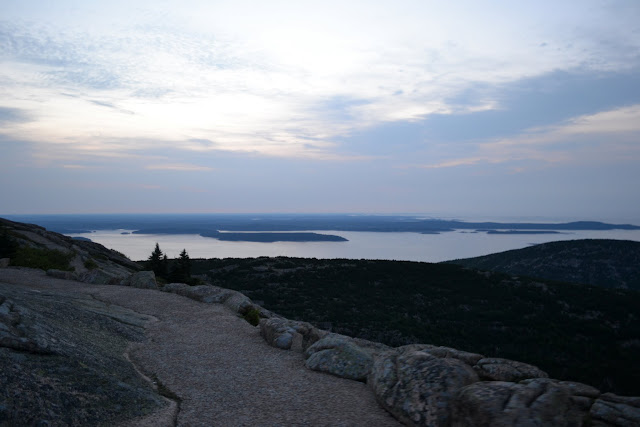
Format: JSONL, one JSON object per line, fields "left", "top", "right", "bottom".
{"left": 67, "top": 229, "right": 640, "bottom": 262}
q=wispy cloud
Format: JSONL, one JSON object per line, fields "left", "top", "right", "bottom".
{"left": 145, "top": 163, "right": 213, "bottom": 172}
{"left": 0, "top": 107, "right": 31, "bottom": 125}
{"left": 412, "top": 105, "right": 640, "bottom": 171}
{"left": 61, "top": 164, "right": 91, "bottom": 169}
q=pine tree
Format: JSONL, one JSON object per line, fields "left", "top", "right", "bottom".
{"left": 169, "top": 248, "right": 191, "bottom": 283}
{"left": 161, "top": 254, "right": 169, "bottom": 279}
{"left": 148, "top": 243, "right": 165, "bottom": 278}
{"left": 178, "top": 249, "right": 190, "bottom": 278}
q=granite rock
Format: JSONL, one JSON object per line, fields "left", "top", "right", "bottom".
{"left": 260, "top": 318, "right": 326, "bottom": 351}
{"left": 305, "top": 335, "right": 374, "bottom": 381}
{"left": 121, "top": 270, "right": 157, "bottom": 289}
{"left": 474, "top": 357, "right": 548, "bottom": 382}
{"left": 369, "top": 349, "right": 478, "bottom": 426}
{"left": 590, "top": 393, "right": 640, "bottom": 427}
{"left": 451, "top": 378, "right": 577, "bottom": 426}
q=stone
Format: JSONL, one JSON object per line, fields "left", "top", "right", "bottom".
{"left": 398, "top": 344, "right": 484, "bottom": 366}
{"left": 0, "top": 258, "right": 9, "bottom": 268}
{"left": 451, "top": 378, "right": 577, "bottom": 427}
{"left": 223, "top": 291, "right": 254, "bottom": 314}
{"left": 474, "top": 357, "right": 548, "bottom": 382}
{"left": 590, "top": 393, "right": 640, "bottom": 427}
{"left": 0, "top": 298, "right": 53, "bottom": 355}
{"left": 369, "top": 349, "right": 478, "bottom": 426}
{"left": 163, "top": 284, "right": 233, "bottom": 304}
{"left": 46, "top": 269, "right": 78, "bottom": 281}
{"left": 120, "top": 270, "right": 157, "bottom": 289}
{"left": 260, "top": 318, "right": 326, "bottom": 351}
{"left": 79, "top": 269, "right": 121, "bottom": 285}
{"left": 304, "top": 335, "right": 374, "bottom": 381}
{"left": 162, "top": 282, "right": 190, "bottom": 293}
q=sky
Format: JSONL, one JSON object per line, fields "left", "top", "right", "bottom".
{"left": 1, "top": 0, "right": 639, "bottom": 222}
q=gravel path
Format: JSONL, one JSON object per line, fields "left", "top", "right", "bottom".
{"left": 1, "top": 269, "right": 400, "bottom": 426}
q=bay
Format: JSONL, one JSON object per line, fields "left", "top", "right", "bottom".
{"left": 68, "top": 229, "right": 640, "bottom": 263}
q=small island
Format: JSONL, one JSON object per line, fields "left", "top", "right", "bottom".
{"left": 481, "top": 230, "right": 566, "bottom": 235}
{"left": 201, "top": 231, "right": 348, "bottom": 242}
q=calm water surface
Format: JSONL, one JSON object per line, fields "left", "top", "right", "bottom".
{"left": 68, "top": 229, "right": 640, "bottom": 262}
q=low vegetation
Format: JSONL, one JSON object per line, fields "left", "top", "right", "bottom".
{"left": 191, "top": 256, "right": 640, "bottom": 396}
{"left": 448, "top": 239, "right": 640, "bottom": 290}
{"left": 11, "top": 246, "right": 74, "bottom": 271}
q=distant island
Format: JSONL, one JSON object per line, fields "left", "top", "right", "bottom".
{"left": 202, "top": 231, "right": 348, "bottom": 243}
{"left": 128, "top": 228, "right": 348, "bottom": 242}
{"left": 3, "top": 214, "right": 639, "bottom": 237}
{"left": 481, "top": 230, "right": 566, "bottom": 235}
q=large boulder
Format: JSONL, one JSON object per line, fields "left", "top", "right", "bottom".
{"left": 590, "top": 393, "right": 640, "bottom": 426}
{"left": 304, "top": 335, "right": 374, "bottom": 381}
{"left": 369, "top": 349, "right": 478, "bottom": 426}
{"left": 260, "top": 318, "right": 326, "bottom": 351}
{"left": 223, "top": 291, "right": 254, "bottom": 314}
{"left": 451, "top": 378, "right": 578, "bottom": 426}
{"left": 0, "top": 258, "right": 9, "bottom": 268}
{"left": 398, "top": 344, "right": 484, "bottom": 366}
{"left": 474, "top": 357, "right": 548, "bottom": 382}
{"left": 120, "top": 270, "right": 157, "bottom": 289}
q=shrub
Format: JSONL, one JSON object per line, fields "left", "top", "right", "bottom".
{"left": 242, "top": 307, "right": 261, "bottom": 326}
{"left": 11, "top": 246, "right": 74, "bottom": 271}
{"left": 84, "top": 258, "right": 99, "bottom": 270}
{"left": 0, "top": 229, "right": 18, "bottom": 258}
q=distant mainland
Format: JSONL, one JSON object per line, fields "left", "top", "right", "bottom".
{"left": 3, "top": 214, "right": 639, "bottom": 243}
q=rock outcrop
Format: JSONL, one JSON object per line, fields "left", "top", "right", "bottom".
{"left": 452, "top": 379, "right": 581, "bottom": 426}
{"left": 121, "top": 270, "right": 158, "bottom": 289}
{"left": 473, "top": 357, "right": 549, "bottom": 382}
{"left": 260, "top": 316, "right": 639, "bottom": 426}
{"left": 369, "top": 349, "right": 479, "bottom": 426}
{"left": 1, "top": 217, "right": 140, "bottom": 282}
{"left": 590, "top": 393, "right": 640, "bottom": 427}
{"left": 259, "top": 317, "right": 325, "bottom": 351}
{"left": 305, "top": 334, "right": 377, "bottom": 381}
{"left": 0, "top": 276, "right": 165, "bottom": 425}
{"left": 161, "top": 282, "right": 274, "bottom": 318}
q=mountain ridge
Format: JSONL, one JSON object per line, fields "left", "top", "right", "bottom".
{"left": 446, "top": 239, "right": 640, "bottom": 290}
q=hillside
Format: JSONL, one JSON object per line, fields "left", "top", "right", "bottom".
{"left": 447, "top": 239, "right": 640, "bottom": 290}
{"left": 3, "top": 217, "right": 640, "bottom": 425}
{"left": 0, "top": 217, "right": 141, "bottom": 279}
{"left": 192, "top": 256, "right": 640, "bottom": 396}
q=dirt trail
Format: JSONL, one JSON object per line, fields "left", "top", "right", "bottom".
{"left": 1, "top": 269, "right": 399, "bottom": 426}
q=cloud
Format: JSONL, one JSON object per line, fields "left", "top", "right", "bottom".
{"left": 61, "top": 164, "right": 91, "bottom": 169}
{"left": 89, "top": 100, "right": 135, "bottom": 115}
{"left": 145, "top": 163, "right": 213, "bottom": 172}
{"left": 0, "top": 107, "right": 31, "bottom": 125}
{"left": 1, "top": 1, "right": 639, "bottom": 163}
{"left": 413, "top": 104, "right": 640, "bottom": 170}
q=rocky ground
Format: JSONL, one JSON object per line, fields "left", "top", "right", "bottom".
{"left": 0, "top": 269, "right": 165, "bottom": 425}
{"left": 0, "top": 268, "right": 399, "bottom": 426}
